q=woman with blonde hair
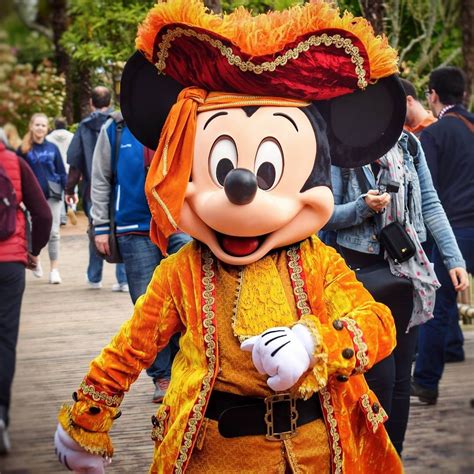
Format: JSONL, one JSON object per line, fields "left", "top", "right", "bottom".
{"left": 18, "top": 113, "right": 67, "bottom": 283}
{"left": 3, "top": 123, "right": 22, "bottom": 150}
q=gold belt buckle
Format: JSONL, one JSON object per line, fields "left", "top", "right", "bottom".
{"left": 264, "top": 393, "right": 298, "bottom": 441}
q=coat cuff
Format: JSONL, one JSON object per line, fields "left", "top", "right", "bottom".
{"left": 356, "top": 195, "right": 376, "bottom": 219}
{"left": 94, "top": 225, "right": 111, "bottom": 236}
{"left": 58, "top": 404, "right": 114, "bottom": 457}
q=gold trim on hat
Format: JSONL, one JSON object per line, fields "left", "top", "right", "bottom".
{"left": 155, "top": 27, "right": 368, "bottom": 90}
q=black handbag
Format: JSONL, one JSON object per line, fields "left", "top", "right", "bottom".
{"left": 354, "top": 261, "right": 413, "bottom": 302}
{"left": 47, "top": 180, "right": 63, "bottom": 200}
{"left": 89, "top": 119, "right": 124, "bottom": 264}
{"left": 379, "top": 221, "right": 415, "bottom": 263}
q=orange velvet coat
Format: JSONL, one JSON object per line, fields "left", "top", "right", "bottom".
{"left": 59, "top": 236, "right": 402, "bottom": 473}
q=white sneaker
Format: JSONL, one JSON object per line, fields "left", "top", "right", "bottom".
{"left": 0, "top": 417, "right": 11, "bottom": 454}
{"left": 49, "top": 269, "right": 62, "bottom": 284}
{"left": 87, "top": 280, "right": 102, "bottom": 289}
{"left": 112, "top": 283, "right": 129, "bottom": 293}
{"left": 32, "top": 261, "right": 43, "bottom": 278}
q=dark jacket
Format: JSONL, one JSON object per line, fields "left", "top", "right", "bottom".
{"left": 18, "top": 141, "right": 67, "bottom": 199}
{"left": 66, "top": 109, "right": 113, "bottom": 202}
{"left": 420, "top": 105, "right": 474, "bottom": 228}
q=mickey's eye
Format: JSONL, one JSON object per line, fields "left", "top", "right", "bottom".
{"left": 209, "top": 136, "right": 238, "bottom": 187}
{"left": 255, "top": 138, "right": 284, "bottom": 191}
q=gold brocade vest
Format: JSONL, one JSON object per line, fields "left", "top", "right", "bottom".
{"left": 213, "top": 251, "right": 299, "bottom": 398}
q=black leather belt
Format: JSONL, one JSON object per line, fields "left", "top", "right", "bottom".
{"left": 205, "top": 390, "right": 323, "bottom": 441}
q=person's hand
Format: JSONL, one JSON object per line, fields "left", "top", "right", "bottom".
{"left": 65, "top": 193, "right": 78, "bottom": 205}
{"left": 241, "top": 325, "right": 314, "bottom": 392}
{"left": 449, "top": 267, "right": 470, "bottom": 292}
{"left": 364, "top": 189, "right": 391, "bottom": 213}
{"left": 26, "top": 253, "right": 38, "bottom": 270}
{"left": 95, "top": 234, "right": 110, "bottom": 256}
{"left": 54, "top": 424, "right": 111, "bottom": 473}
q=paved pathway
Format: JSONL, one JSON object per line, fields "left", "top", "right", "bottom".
{"left": 0, "top": 214, "right": 473, "bottom": 473}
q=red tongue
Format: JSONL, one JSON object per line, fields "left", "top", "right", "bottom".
{"left": 221, "top": 235, "right": 260, "bottom": 257}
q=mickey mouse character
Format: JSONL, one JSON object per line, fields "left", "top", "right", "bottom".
{"left": 55, "top": 1, "right": 406, "bottom": 472}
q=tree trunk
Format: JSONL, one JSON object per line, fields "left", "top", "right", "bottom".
{"left": 204, "top": 0, "right": 222, "bottom": 14}
{"left": 78, "top": 66, "right": 92, "bottom": 120}
{"left": 359, "top": 0, "right": 385, "bottom": 35}
{"left": 50, "top": 0, "right": 73, "bottom": 124}
{"left": 461, "top": 0, "right": 474, "bottom": 108}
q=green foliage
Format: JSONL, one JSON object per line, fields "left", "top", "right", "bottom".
{"left": 0, "top": 11, "right": 53, "bottom": 67}
{"left": 0, "top": 33, "right": 65, "bottom": 135}
{"left": 61, "top": 0, "right": 154, "bottom": 68}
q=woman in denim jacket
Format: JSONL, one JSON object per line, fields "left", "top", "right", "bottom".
{"left": 321, "top": 131, "right": 468, "bottom": 455}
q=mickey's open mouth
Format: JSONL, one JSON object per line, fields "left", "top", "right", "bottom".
{"left": 217, "top": 233, "right": 267, "bottom": 257}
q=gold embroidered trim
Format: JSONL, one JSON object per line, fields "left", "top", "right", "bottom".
{"left": 230, "top": 266, "right": 247, "bottom": 343}
{"left": 155, "top": 27, "right": 368, "bottom": 89}
{"left": 151, "top": 406, "right": 170, "bottom": 443}
{"left": 287, "top": 245, "right": 311, "bottom": 316}
{"left": 162, "top": 142, "right": 169, "bottom": 176}
{"left": 360, "top": 394, "right": 387, "bottom": 434}
{"left": 320, "top": 388, "right": 343, "bottom": 474}
{"left": 341, "top": 317, "right": 369, "bottom": 374}
{"left": 151, "top": 188, "right": 178, "bottom": 230}
{"left": 174, "top": 248, "right": 217, "bottom": 473}
{"left": 79, "top": 381, "right": 123, "bottom": 408}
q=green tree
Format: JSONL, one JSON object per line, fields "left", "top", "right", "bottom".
{"left": 60, "top": 0, "right": 154, "bottom": 118}
{"left": 0, "top": 31, "right": 65, "bottom": 135}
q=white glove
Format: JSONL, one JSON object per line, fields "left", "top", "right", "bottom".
{"left": 241, "top": 325, "right": 315, "bottom": 392}
{"left": 54, "top": 424, "right": 111, "bottom": 473}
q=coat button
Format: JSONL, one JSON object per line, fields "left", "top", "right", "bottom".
{"left": 336, "top": 374, "right": 349, "bottom": 382}
{"left": 113, "top": 410, "right": 122, "bottom": 420}
{"left": 72, "top": 391, "right": 78, "bottom": 402}
{"left": 89, "top": 406, "right": 101, "bottom": 414}
{"left": 372, "top": 402, "right": 380, "bottom": 414}
{"left": 151, "top": 415, "right": 158, "bottom": 426}
{"left": 342, "top": 348, "right": 354, "bottom": 359}
{"left": 333, "top": 319, "right": 344, "bottom": 331}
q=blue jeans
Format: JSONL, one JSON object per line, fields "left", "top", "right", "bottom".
{"left": 415, "top": 227, "right": 474, "bottom": 390}
{"left": 84, "top": 199, "right": 127, "bottom": 285}
{"left": 117, "top": 232, "right": 192, "bottom": 381}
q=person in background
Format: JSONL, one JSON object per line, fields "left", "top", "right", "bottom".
{"left": 322, "top": 131, "right": 468, "bottom": 455}
{"left": 17, "top": 113, "right": 67, "bottom": 284}
{"left": 66, "top": 86, "right": 127, "bottom": 291}
{"left": 3, "top": 123, "right": 22, "bottom": 151}
{"left": 0, "top": 133, "right": 52, "bottom": 454}
{"left": 46, "top": 117, "right": 74, "bottom": 225}
{"left": 412, "top": 67, "right": 474, "bottom": 404}
{"left": 400, "top": 78, "right": 437, "bottom": 137}
{"left": 91, "top": 112, "right": 192, "bottom": 403}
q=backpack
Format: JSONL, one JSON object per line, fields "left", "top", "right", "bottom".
{"left": 0, "top": 161, "right": 18, "bottom": 240}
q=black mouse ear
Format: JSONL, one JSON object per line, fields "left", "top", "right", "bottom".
{"left": 120, "top": 51, "right": 184, "bottom": 150}
{"left": 316, "top": 75, "right": 406, "bottom": 167}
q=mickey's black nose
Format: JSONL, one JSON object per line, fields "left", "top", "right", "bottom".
{"left": 224, "top": 168, "right": 258, "bottom": 205}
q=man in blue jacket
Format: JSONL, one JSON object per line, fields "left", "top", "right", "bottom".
{"left": 91, "top": 113, "right": 191, "bottom": 403}
{"left": 412, "top": 67, "right": 474, "bottom": 404}
{"left": 66, "top": 86, "right": 127, "bottom": 291}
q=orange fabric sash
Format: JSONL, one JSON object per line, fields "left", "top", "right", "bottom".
{"left": 145, "top": 87, "right": 309, "bottom": 254}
